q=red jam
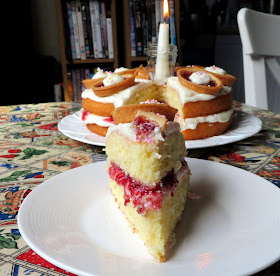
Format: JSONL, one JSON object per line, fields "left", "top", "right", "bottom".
{"left": 103, "top": 117, "right": 114, "bottom": 124}
{"left": 95, "top": 82, "right": 104, "bottom": 88}
{"left": 82, "top": 110, "right": 89, "bottom": 121}
{"left": 108, "top": 162, "right": 179, "bottom": 214}
{"left": 182, "top": 71, "right": 216, "bottom": 87}
{"left": 133, "top": 116, "right": 158, "bottom": 141}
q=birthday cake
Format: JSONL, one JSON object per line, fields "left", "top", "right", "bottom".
{"left": 80, "top": 64, "right": 235, "bottom": 140}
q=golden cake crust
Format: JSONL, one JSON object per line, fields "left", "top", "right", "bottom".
{"left": 112, "top": 103, "right": 177, "bottom": 124}
{"left": 86, "top": 123, "right": 108, "bottom": 136}
{"left": 182, "top": 91, "right": 233, "bottom": 118}
{"left": 181, "top": 114, "right": 233, "bottom": 140}
{"left": 82, "top": 97, "right": 114, "bottom": 117}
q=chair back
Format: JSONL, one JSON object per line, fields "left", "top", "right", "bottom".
{"left": 237, "top": 8, "right": 280, "bottom": 110}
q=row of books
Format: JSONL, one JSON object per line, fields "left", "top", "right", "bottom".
{"left": 68, "top": 67, "right": 113, "bottom": 101}
{"left": 64, "top": 0, "right": 114, "bottom": 60}
{"left": 130, "top": 0, "right": 176, "bottom": 57}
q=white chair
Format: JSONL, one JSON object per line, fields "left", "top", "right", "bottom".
{"left": 237, "top": 8, "right": 280, "bottom": 110}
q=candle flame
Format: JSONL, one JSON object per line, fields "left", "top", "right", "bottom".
{"left": 163, "top": 0, "right": 169, "bottom": 20}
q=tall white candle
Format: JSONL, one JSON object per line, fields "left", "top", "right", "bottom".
{"left": 154, "top": 22, "right": 169, "bottom": 81}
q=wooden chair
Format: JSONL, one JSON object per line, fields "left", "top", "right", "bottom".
{"left": 237, "top": 8, "right": 280, "bottom": 110}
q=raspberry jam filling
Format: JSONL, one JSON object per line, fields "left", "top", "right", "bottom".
{"left": 182, "top": 71, "right": 216, "bottom": 87}
{"left": 82, "top": 110, "right": 89, "bottom": 121}
{"left": 108, "top": 162, "right": 181, "bottom": 214}
{"left": 133, "top": 116, "right": 159, "bottom": 142}
{"left": 95, "top": 82, "right": 104, "bottom": 88}
{"left": 103, "top": 117, "right": 114, "bottom": 124}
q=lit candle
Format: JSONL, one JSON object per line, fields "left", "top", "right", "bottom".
{"left": 154, "top": 0, "right": 169, "bottom": 82}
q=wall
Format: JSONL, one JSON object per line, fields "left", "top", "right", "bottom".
{"left": 30, "top": 0, "right": 61, "bottom": 62}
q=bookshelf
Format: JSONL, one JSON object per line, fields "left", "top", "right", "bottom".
{"left": 56, "top": 0, "right": 119, "bottom": 101}
{"left": 122, "top": 0, "right": 180, "bottom": 69}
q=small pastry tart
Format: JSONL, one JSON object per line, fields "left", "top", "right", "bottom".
{"left": 134, "top": 64, "right": 150, "bottom": 79}
{"left": 177, "top": 67, "right": 223, "bottom": 95}
{"left": 178, "top": 65, "right": 236, "bottom": 87}
{"left": 82, "top": 74, "right": 136, "bottom": 97}
{"left": 112, "top": 101, "right": 177, "bottom": 124}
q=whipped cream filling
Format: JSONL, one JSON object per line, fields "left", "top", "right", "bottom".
{"left": 106, "top": 121, "right": 181, "bottom": 146}
{"left": 205, "top": 66, "right": 227, "bottom": 75}
{"left": 175, "top": 108, "right": 234, "bottom": 130}
{"left": 189, "top": 71, "right": 210, "bottom": 85}
{"left": 92, "top": 68, "right": 108, "bottom": 79}
{"left": 80, "top": 109, "right": 114, "bottom": 127}
{"left": 114, "top": 67, "right": 129, "bottom": 73}
{"left": 81, "top": 82, "right": 153, "bottom": 108}
{"left": 103, "top": 73, "right": 124, "bottom": 86}
{"left": 166, "top": 77, "right": 232, "bottom": 104}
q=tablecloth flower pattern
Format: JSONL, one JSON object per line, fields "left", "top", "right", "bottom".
{"left": 0, "top": 101, "right": 278, "bottom": 275}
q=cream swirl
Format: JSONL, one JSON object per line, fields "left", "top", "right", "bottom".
{"left": 189, "top": 72, "right": 210, "bottom": 85}
{"left": 114, "top": 67, "right": 129, "bottom": 73}
{"left": 103, "top": 73, "right": 124, "bottom": 86}
{"left": 92, "top": 67, "right": 108, "bottom": 79}
{"left": 205, "top": 65, "right": 227, "bottom": 75}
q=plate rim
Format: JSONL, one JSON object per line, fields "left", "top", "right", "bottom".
{"left": 58, "top": 110, "right": 262, "bottom": 149}
{"left": 18, "top": 158, "right": 280, "bottom": 276}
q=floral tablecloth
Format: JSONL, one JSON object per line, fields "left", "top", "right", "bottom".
{"left": 0, "top": 101, "right": 279, "bottom": 276}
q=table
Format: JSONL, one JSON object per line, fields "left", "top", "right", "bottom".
{"left": 0, "top": 101, "right": 279, "bottom": 275}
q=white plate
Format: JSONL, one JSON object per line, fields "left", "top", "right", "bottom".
{"left": 18, "top": 158, "right": 280, "bottom": 276}
{"left": 58, "top": 111, "right": 262, "bottom": 149}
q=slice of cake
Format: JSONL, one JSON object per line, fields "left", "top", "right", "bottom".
{"left": 105, "top": 110, "right": 191, "bottom": 262}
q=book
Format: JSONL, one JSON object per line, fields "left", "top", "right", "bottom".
{"left": 67, "top": 71, "right": 73, "bottom": 101}
{"left": 169, "top": 0, "right": 176, "bottom": 45}
{"left": 134, "top": 0, "right": 143, "bottom": 56}
{"left": 151, "top": 0, "right": 157, "bottom": 43}
{"left": 99, "top": 2, "right": 106, "bottom": 58}
{"left": 129, "top": 0, "right": 136, "bottom": 57}
{"left": 85, "top": 68, "right": 91, "bottom": 79}
{"left": 81, "top": 1, "right": 93, "bottom": 58}
{"left": 155, "top": 0, "right": 161, "bottom": 40}
{"left": 106, "top": 17, "right": 114, "bottom": 58}
{"left": 93, "top": 1, "right": 104, "bottom": 58}
{"left": 76, "top": 0, "right": 86, "bottom": 59}
{"left": 70, "top": 1, "right": 81, "bottom": 59}
{"left": 101, "top": 1, "right": 109, "bottom": 57}
{"left": 81, "top": 68, "right": 86, "bottom": 92}
{"left": 146, "top": 0, "right": 153, "bottom": 47}
{"left": 89, "top": 0, "right": 100, "bottom": 58}
{"left": 141, "top": 1, "right": 148, "bottom": 55}
{"left": 71, "top": 69, "right": 77, "bottom": 101}
{"left": 66, "top": 1, "right": 77, "bottom": 59}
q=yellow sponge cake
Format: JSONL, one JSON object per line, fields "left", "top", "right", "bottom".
{"left": 105, "top": 110, "right": 191, "bottom": 262}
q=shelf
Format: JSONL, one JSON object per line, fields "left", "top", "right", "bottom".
{"left": 131, "top": 56, "right": 147, "bottom": 62}
{"left": 67, "top": 58, "right": 115, "bottom": 65}
{"left": 56, "top": 0, "right": 119, "bottom": 102}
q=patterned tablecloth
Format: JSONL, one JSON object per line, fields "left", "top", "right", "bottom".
{"left": 0, "top": 101, "right": 279, "bottom": 276}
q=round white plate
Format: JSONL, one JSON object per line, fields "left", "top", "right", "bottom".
{"left": 18, "top": 158, "right": 280, "bottom": 276}
{"left": 58, "top": 110, "right": 262, "bottom": 149}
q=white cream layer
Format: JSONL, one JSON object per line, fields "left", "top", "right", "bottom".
{"left": 80, "top": 109, "right": 114, "bottom": 127}
{"left": 166, "top": 77, "right": 232, "bottom": 104}
{"left": 176, "top": 107, "right": 234, "bottom": 131}
{"left": 106, "top": 121, "right": 181, "bottom": 145}
{"left": 81, "top": 82, "right": 153, "bottom": 108}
